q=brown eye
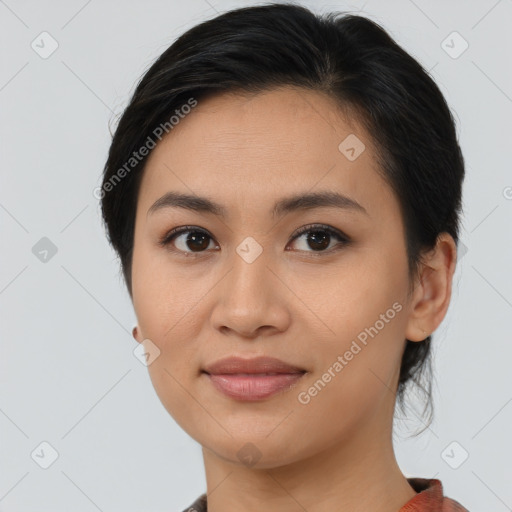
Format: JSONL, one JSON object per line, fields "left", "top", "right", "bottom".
{"left": 288, "top": 224, "right": 349, "bottom": 253}
{"left": 304, "top": 231, "right": 330, "bottom": 251}
{"left": 159, "top": 227, "right": 217, "bottom": 254}
{"left": 180, "top": 231, "right": 212, "bottom": 251}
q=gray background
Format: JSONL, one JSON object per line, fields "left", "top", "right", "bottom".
{"left": 1, "top": 0, "right": 511, "bottom": 510}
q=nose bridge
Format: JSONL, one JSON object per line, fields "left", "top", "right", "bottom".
{"left": 226, "top": 238, "right": 272, "bottom": 306}
{"left": 210, "top": 238, "right": 290, "bottom": 335}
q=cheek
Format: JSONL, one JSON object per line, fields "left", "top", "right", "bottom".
{"left": 132, "top": 240, "right": 204, "bottom": 338}
{"left": 291, "top": 248, "right": 407, "bottom": 348}
{"left": 294, "top": 250, "right": 408, "bottom": 414}
{"left": 131, "top": 250, "right": 197, "bottom": 410}
{"left": 145, "top": 359, "right": 212, "bottom": 449}
{"left": 287, "top": 315, "right": 406, "bottom": 458}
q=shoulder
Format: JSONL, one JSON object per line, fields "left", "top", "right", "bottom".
{"left": 181, "top": 480, "right": 470, "bottom": 512}
{"left": 180, "top": 493, "right": 207, "bottom": 512}
{"left": 400, "top": 478, "right": 469, "bottom": 511}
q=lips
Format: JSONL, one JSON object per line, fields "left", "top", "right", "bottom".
{"left": 202, "top": 356, "right": 306, "bottom": 401}
{"left": 203, "top": 356, "right": 306, "bottom": 375}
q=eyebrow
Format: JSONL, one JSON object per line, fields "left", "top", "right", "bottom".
{"left": 147, "top": 190, "right": 368, "bottom": 219}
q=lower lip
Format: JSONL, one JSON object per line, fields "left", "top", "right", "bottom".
{"left": 205, "top": 372, "right": 305, "bottom": 401}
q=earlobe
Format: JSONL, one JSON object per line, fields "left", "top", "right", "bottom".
{"left": 404, "top": 233, "right": 457, "bottom": 342}
{"left": 132, "top": 325, "right": 142, "bottom": 343}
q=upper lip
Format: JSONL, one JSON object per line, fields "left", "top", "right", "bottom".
{"left": 203, "top": 356, "right": 306, "bottom": 375}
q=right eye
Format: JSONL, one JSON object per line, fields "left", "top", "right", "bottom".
{"left": 158, "top": 226, "right": 219, "bottom": 255}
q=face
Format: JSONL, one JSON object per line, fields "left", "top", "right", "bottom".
{"left": 131, "top": 87, "right": 416, "bottom": 468}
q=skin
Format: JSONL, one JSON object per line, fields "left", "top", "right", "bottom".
{"left": 131, "top": 86, "right": 457, "bottom": 512}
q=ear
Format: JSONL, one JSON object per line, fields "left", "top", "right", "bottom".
{"left": 132, "top": 325, "right": 143, "bottom": 343}
{"left": 405, "top": 233, "right": 457, "bottom": 342}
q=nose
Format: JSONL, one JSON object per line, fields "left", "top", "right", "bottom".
{"left": 209, "top": 245, "right": 291, "bottom": 339}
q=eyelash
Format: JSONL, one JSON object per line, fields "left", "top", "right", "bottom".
{"left": 158, "top": 223, "right": 350, "bottom": 258}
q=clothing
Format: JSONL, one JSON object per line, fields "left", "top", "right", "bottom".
{"left": 401, "top": 478, "right": 468, "bottom": 511}
{"left": 181, "top": 477, "right": 469, "bottom": 511}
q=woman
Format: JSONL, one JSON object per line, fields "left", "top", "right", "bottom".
{"left": 100, "top": 3, "right": 469, "bottom": 511}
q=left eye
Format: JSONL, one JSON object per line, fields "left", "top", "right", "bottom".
{"left": 288, "top": 224, "right": 349, "bottom": 253}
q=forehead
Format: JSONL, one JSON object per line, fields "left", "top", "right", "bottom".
{"left": 137, "top": 87, "right": 393, "bottom": 220}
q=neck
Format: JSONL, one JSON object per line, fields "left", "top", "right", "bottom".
{"left": 201, "top": 401, "right": 417, "bottom": 512}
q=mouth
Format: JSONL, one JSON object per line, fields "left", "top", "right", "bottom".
{"left": 202, "top": 356, "right": 307, "bottom": 401}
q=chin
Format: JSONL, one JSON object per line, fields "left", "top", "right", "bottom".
{"left": 200, "top": 429, "right": 315, "bottom": 470}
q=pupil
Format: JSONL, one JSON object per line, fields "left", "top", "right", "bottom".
{"left": 187, "top": 232, "right": 209, "bottom": 251}
{"left": 308, "top": 231, "right": 329, "bottom": 251}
